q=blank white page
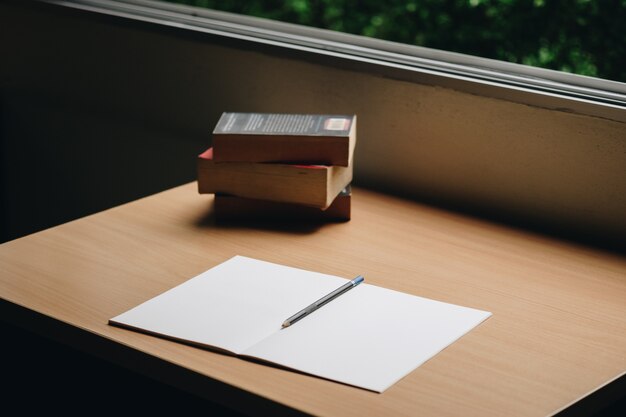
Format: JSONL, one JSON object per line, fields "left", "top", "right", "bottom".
{"left": 109, "top": 256, "right": 348, "bottom": 354}
{"left": 243, "top": 283, "right": 491, "bottom": 392}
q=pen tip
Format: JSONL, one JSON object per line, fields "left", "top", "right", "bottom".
{"left": 281, "top": 322, "right": 290, "bottom": 329}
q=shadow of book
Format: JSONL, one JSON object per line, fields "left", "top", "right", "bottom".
{"left": 193, "top": 187, "right": 351, "bottom": 235}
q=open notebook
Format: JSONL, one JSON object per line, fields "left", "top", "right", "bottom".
{"left": 109, "top": 256, "right": 491, "bottom": 392}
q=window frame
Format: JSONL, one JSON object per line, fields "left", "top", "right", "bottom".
{"left": 48, "top": 0, "right": 626, "bottom": 122}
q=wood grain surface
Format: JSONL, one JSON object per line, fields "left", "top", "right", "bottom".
{"left": 1, "top": 183, "right": 625, "bottom": 416}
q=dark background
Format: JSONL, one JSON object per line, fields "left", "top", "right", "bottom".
{"left": 2, "top": 320, "right": 246, "bottom": 415}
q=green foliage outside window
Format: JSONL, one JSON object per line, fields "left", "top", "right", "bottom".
{"left": 166, "top": 0, "right": 626, "bottom": 83}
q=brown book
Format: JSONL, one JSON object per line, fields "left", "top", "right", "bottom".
{"left": 214, "top": 186, "right": 351, "bottom": 222}
{"left": 212, "top": 113, "right": 356, "bottom": 166}
{"left": 197, "top": 148, "right": 352, "bottom": 209}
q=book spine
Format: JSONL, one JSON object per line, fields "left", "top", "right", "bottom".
{"left": 212, "top": 113, "right": 355, "bottom": 166}
{"left": 212, "top": 135, "right": 349, "bottom": 166}
{"left": 198, "top": 160, "right": 344, "bottom": 208}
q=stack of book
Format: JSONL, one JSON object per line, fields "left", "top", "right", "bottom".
{"left": 198, "top": 112, "right": 356, "bottom": 221}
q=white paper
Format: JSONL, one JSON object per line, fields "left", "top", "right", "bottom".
{"left": 110, "top": 256, "right": 348, "bottom": 353}
{"left": 110, "top": 256, "right": 491, "bottom": 392}
{"left": 243, "top": 283, "right": 491, "bottom": 392}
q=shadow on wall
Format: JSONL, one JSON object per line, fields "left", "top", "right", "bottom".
{"left": 0, "top": 92, "right": 208, "bottom": 243}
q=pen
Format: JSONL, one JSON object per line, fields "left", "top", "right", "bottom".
{"left": 281, "top": 275, "right": 365, "bottom": 328}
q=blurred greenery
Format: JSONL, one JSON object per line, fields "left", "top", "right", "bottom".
{"left": 163, "top": 0, "right": 626, "bottom": 83}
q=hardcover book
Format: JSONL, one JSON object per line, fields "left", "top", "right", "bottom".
{"left": 214, "top": 186, "right": 351, "bottom": 222}
{"left": 212, "top": 113, "right": 356, "bottom": 166}
{"left": 197, "top": 148, "right": 352, "bottom": 209}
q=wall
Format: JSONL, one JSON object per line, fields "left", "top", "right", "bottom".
{"left": 1, "top": 1, "right": 625, "bottom": 247}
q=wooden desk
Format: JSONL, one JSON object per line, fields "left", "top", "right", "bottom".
{"left": 1, "top": 183, "right": 625, "bottom": 416}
